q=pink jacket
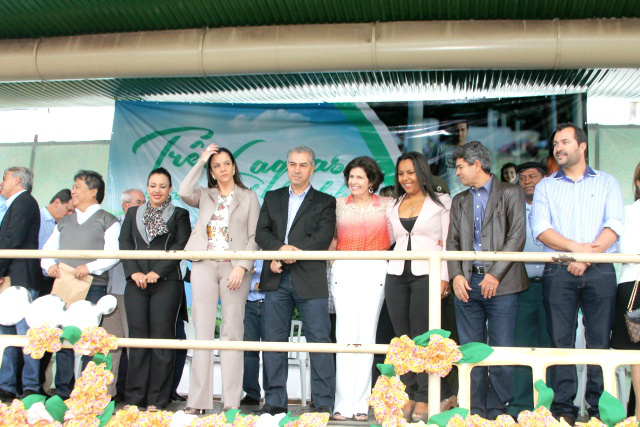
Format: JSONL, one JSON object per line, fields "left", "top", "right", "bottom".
{"left": 386, "top": 193, "right": 451, "bottom": 280}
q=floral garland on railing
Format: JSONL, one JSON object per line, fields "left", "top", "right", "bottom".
{"left": 1, "top": 327, "right": 637, "bottom": 427}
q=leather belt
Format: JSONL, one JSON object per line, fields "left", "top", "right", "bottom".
{"left": 472, "top": 265, "right": 485, "bottom": 275}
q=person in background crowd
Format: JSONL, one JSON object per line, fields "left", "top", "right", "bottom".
{"left": 119, "top": 169, "right": 190, "bottom": 411}
{"left": 611, "top": 161, "right": 640, "bottom": 418}
{"left": 331, "top": 156, "right": 390, "bottom": 422}
{"left": 41, "top": 170, "right": 120, "bottom": 400}
{"left": 180, "top": 143, "right": 260, "bottom": 415}
{"left": 500, "top": 163, "right": 518, "bottom": 184}
{"left": 530, "top": 123, "right": 624, "bottom": 425}
{"left": 510, "top": 162, "right": 550, "bottom": 414}
{"left": 429, "top": 119, "right": 469, "bottom": 196}
{"left": 255, "top": 145, "right": 336, "bottom": 416}
{"left": 37, "top": 188, "right": 74, "bottom": 389}
{"left": 241, "top": 260, "right": 267, "bottom": 407}
{"left": 386, "top": 152, "right": 455, "bottom": 422}
{"left": 448, "top": 142, "right": 527, "bottom": 419}
{"left": 0, "top": 167, "right": 43, "bottom": 402}
{"left": 103, "top": 188, "right": 145, "bottom": 400}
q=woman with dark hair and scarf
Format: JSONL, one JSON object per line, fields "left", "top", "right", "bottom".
{"left": 179, "top": 143, "right": 260, "bottom": 414}
{"left": 119, "top": 167, "right": 191, "bottom": 411}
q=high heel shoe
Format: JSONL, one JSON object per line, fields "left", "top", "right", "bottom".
{"left": 411, "top": 402, "right": 429, "bottom": 423}
{"left": 401, "top": 400, "right": 416, "bottom": 421}
{"left": 184, "top": 407, "right": 206, "bottom": 415}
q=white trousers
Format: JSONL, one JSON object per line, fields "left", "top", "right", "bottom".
{"left": 330, "top": 259, "right": 386, "bottom": 417}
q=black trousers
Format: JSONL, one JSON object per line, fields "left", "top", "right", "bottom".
{"left": 124, "top": 279, "right": 182, "bottom": 408}
{"left": 385, "top": 271, "right": 452, "bottom": 403}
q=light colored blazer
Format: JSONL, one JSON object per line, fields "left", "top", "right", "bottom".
{"left": 178, "top": 158, "right": 260, "bottom": 272}
{"left": 619, "top": 200, "right": 640, "bottom": 284}
{"left": 387, "top": 193, "right": 451, "bottom": 280}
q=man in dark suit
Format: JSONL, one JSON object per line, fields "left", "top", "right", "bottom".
{"left": 255, "top": 145, "right": 337, "bottom": 415}
{"left": 0, "top": 166, "right": 44, "bottom": 401}
{"left": 447, "top": 142, "right": 528, "bottom": 419}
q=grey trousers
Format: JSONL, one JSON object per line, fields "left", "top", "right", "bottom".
{"left": 187, "top": 261, "right": 250, "bottom": 409}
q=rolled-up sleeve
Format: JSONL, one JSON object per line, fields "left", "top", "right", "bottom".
{"left": 530, "top": 179, "right": 553, "bottom": 242}
{"left": 602, "top": 174, "right": 625, "bottom": 237}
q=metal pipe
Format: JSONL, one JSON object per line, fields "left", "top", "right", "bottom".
{"left": 0, "top": 19, "right": 639, "bottom": 82}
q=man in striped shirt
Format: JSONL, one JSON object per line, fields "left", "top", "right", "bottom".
{"left": 530, "top": 123, "right": 624, "bottom": 426}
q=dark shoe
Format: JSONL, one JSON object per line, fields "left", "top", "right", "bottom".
{"left": 0, "top": 388, "right": 16, "bottom": 402}
{"left": 559, "top": 414, "right": 576, "bottom": 426}
{"left": 254, "top": 403, "right": 287, "bottom": 415}
{"left": 240, "top": 395, "right": 261, "bottom": 406}
{"left": 313, "top": 405, "right": 332, "bottom": 414}
{"left": 20, "top": 389, "right": 41, "bottom": 399}
{"left": 112, "top": 393, "right": 126, "bottom": 403}
{"left": 170, "top": 392, "right": 186, "bottom": 402}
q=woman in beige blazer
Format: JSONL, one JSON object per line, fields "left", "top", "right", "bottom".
{"left": 179, "top": 143, "right": 260, "bottom": 414}
{"left": 385, "top": 152, "right": 455, "bottom": 422}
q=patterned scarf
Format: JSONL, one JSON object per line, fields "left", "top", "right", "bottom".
{"left": 142, "top": 200, "right": 171, "bottom": 241}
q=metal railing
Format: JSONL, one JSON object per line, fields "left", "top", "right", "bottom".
{"left": 1, "top": 249, "right": 639, "bottom": 418}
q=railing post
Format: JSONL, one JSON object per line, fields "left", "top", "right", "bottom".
{"left": 428, "top": 253, "right": 442, "bottom": 418}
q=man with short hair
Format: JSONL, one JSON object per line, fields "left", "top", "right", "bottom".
{"left": 255, "top": 146, "right": 336, "bottom": 415}
{"left": 447, "top": 141, "right": 527, "bottom": 419}
{"left": 510, "top": 162, "right": 551, "bottom": 415}
{"left": 41, "top": 170, "right": 120, "bottom": 399}
{"left": 39, "top": 189, "right": 74, "bottom": 274}
{"left": 103, "top": 188, "right": 145, "bottom": 398}
{"left": 0, "top": 166, "right": 44, "bottom": 401}
{"left": 530, "top": 123, "right": 624, "bottom": 425}
{"left": 430, "top": 119, "right": 470, "bottom": 196}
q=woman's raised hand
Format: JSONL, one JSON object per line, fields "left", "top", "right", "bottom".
{"left": 200, "top": 143, "right": 220, "bottom": 163}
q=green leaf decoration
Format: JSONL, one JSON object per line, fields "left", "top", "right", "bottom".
{"left": 369, "top": 424, "right": 382, "bottom": 427}
{"left": 98, "top": 400, "right": 115, "bottom": 426}
{"left": 278, "top": 412, "right": 298, "bottom": 426}
{"left": 428, "top": 407, "right": 469, "bottom": 427}
{"left": 377, "top": 363, "right": 396, "bottom": 378}
{"left": 92, "top": 353, "right": 113, "bottom": 371}
{"left": 413, "top": 329, "right": 451, "bottom": 346}
{"left": 45, "top": 395, "right": 69, "bottom": 422}
{"left": 599, "top": 391, "right": 626, "bottom": 427}
{"left": 458, "top": 342, "right": 494, "bottom": 363}
{"left": 225, "top": 408, "right": 242, "bottom": 424}
{"left": 60, "top": 326, "right": 82, "bottom": 345}
{"left": 21, "top": 393, "right": 47, "bottom": 409}
{"left": 534, "top": 380, "right": 554, "bottom": 409}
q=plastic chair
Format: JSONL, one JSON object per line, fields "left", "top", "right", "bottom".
{"left": 288, "top": 320, "right": 309, "bottom": 406}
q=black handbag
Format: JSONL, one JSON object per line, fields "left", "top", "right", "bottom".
{"left": 624, "top": 277, "right": 640, "bottom": 343}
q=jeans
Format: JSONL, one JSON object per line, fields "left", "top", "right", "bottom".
{"left": 263, "top": 271, "right": 335, "bottom": 410}
{"left": 542, "top": 263, "right": 617, "bottom": 419}
{"left": 454, "top": 272, "right": 519, "bottom": 419}
{"left": 54, "top": 285, "right": 105, "bottom": 399}
{"left": 243, "top": 299, "right": 268, "bottom": 401}
{"left": 0, "top": 287, "right": 41, "bottom": 394}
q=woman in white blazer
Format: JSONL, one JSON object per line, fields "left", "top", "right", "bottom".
{"left": 385, "top": 152, "right": 455, "bottom": 422}
{"left": 611, "top": 162, "right": 640, "bottom": 418}
{"left": 178, "top": 143, "right": 260, "bottom": 415}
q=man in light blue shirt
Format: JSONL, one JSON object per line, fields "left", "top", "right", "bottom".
{"left": 39, "top": 190, "right": 74, "bottom": 276}
{"left": 511, "top": 162, "right": 551, "bottom": 415}
{"left": 529, "top": 123, "right": 624, "bottom": 425}
{"left": 241, "top": 260, "right": 268, "bottom": 406}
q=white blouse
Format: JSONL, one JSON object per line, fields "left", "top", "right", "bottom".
{"left": 618, "top": 200, "right": 640, "bottom": 284}
{"left": 206, "top": 192, "right": 233, "bottom": 251}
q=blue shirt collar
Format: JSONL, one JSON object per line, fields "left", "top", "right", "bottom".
{"left": 470, "top": 175, "right": 493, "bottom": 194}
{"left": 552, "top": 166, "right": 598, "bottom": 181}
{"left": 289, "top": 184, "right": 311, "bottom": 198}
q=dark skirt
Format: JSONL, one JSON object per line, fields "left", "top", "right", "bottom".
{"left": 611, "top": 280, "right": 640, "bottom": 350}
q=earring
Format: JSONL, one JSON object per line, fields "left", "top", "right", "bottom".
{"left": 369, "top": 187, "right": 374, "bottom": 194}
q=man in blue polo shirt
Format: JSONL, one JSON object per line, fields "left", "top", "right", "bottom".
{"left": 530, "top": 123, "right": 624, "bottom": 426}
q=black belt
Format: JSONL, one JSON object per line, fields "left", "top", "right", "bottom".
{"left": 472, "top": 265, "right": 485, "bottom": 275}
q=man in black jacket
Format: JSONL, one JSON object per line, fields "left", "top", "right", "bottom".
{"left": 255, "top": 146, "right": 336, "bottom": 415}
{"left": 0, "top": 166, "right": 43, "bottom": 401}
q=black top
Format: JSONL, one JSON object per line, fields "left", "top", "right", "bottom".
{"left": 400, "top": 216, "right": 417, "bottom": 271}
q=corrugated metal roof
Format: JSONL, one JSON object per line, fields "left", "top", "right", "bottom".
{"left": 0, "top": 0, "right": 639, "bottom": 39}
{"left": 0, "top": 69, "right": 637, "bottom": 108}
